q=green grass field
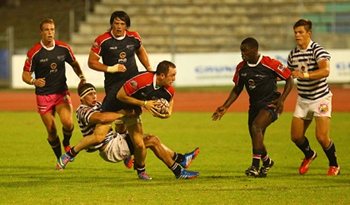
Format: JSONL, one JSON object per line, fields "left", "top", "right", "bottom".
{"left": 0, "top": 111, "right": 349, "bottom": 205}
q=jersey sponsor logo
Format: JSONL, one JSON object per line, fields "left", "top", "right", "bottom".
{"left": 40, "top": 58, "right": 48, "bottom": 63}
{"left": 109, "top": 46, "right": 118, "bottom": 50}
{"left": 118, "top": 52, "right": 127, "bottom": 64}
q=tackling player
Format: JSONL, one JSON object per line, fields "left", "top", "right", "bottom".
{"left": 57, "top": 83, "right": 199, "bottom": 179}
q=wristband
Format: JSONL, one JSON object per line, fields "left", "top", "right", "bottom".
{"left": 30, "top": 78, "right": 35, "bottom": 85}
{"left": 303, "top": 72, "right": 309, "bottom": 79}
{"left": 143, "top": 100, "right": 147, "bottom": 107}
{"left": 107, "top": 65, "right": 119, "bottom": 73}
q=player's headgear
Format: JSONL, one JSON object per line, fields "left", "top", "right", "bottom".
{"left": 110, "top": 10, "right": 130, "bottom": 27}
{"left": 78, "top": 83, "right": 96, "bottom": 99}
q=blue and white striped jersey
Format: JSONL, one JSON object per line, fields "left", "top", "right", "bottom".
{"left": 76, "top": 102, "right": 114, "bottom": 151}
{"left": 287, "top": 41, "right": 331, "bottom": 100}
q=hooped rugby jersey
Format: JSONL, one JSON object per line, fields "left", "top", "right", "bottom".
{"left": 287, "top": 41, "right": 331, "bottom": 100}
{"left": 76, "top": 102, "right": 114, "bottom": 151}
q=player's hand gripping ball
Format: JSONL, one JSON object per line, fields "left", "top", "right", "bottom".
{"left": 154, "top": 98, "right": 170, "bottom": 114}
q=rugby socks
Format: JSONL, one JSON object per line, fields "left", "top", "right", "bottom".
{"left": 252, "top": 149, "right": 262, "bottom": 168}
{"left": 169, "top": 162, "right": 182, "bottom": 177}
{"left": 296, "top": 137, "right": 314, "bottom": 159}
{"left": 67, "top": 146, "right": 78, "bottom": 158}
{"left": 135, "top": 165, "right": 146, "bottom": 175}
{"left": 62, "top": 127, "right": 74, "bottom": 147}
{"left": 48, "top": 136, "right": 62, "bottom": 159}
{"left": 324, "top": 141, "right": 338, "bottom": 167}
{"left": 261, "top": 153, "right": 271, "bottom": 167}
{"left": 173, "top": 152, "right": 184, "bottom": 164}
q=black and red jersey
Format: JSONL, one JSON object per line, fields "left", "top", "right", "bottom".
{"left": 23, "top": 40, "right": 76, "bottom": 95}
{"left": 233, "top": 55, "right": 291, "bottom": 107}
{"left": 123, "top": 72, "right": 175, "bottom": 102}
{"left": 91, "top": 30, "right": 142, "bottom": 93}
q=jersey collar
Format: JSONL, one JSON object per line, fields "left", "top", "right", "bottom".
{"left": 153, "top": 74, "right": 160, "bottom": 90}
{"left": 247, "top": 54, "right": 263, "bottom": 67}
{"left": 40, "top": 40, "right": 55, "bottom": 51}
{"left": 111, "top": 31, "right": 126, "bottom": 40}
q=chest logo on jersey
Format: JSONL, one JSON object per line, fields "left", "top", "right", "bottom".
{"left": 40, "top": 58, "right": 48, "bottom": 63}
{"left": 118, "top": 52, "right": 127, "bottom": 64}
{"left": 110, "top": 46, "right": 118, "bottom": 50}
{"left": 50, "top": 63, "right": 58, "bottom": 74}
{"left": 248, "top": 79, "right": 256, "bottom": 90}
{"left": 57, "top": 55, "right": 65, "bottom": 61}
{"left": 126, "top": 45, "right": 135, "bottom": 50}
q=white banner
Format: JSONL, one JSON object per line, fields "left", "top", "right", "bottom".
{"left": 11, "top": 50, "right": 350, "bottom": 88}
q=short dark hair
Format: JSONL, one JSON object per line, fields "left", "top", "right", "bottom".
{"left": 294, "top": 19, "right": 312, "bottom": 32}
{"left": 40, "top": 18, "right": 55, "bottom": 31}
{"left": 110, "top": 10, "right": 130, "bottom": 27}
{"left": 241, "top": 37, "right": 259, "bottom": 49}
{"left": 156, "top": 60, "right": 176, "bottom": 76}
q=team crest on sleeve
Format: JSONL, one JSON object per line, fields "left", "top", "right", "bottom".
{"left": 130, "top": 80, "right": 138, "bottom": 89}
{"left": 92, "top": 42, "right": 99, "bottom": 48}
{"left": 278, "top": 64, "right": 286, "bottom": 71}
{"left": 318, "top": 103, "right": 329, "bottom": 113}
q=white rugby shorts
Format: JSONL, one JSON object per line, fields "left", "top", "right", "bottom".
{"left": 293, "top": 92, "right": 332, "bottom": 120}
{"left": 99, "top": 133, "right": 131, "bottom": 163}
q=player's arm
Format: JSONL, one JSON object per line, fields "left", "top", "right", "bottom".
{"left": 292, "top": 58, "right": 330, "bottom": 80}
{"left": 70, "top": 60, "right": 86, "bottom": 85}
{"left": 87, "top": 50, "right": 126, "bottom": 73}
{"left": 88, "top": 111, "right": 125, "bottom": 125}
{"left": 212, "top": 84, "right": 242, "bottom": 121}
{"left": 22, "top": 70, "right": 46, "bottom": 87}
{"left": 135, "top": 45, "right": 152, "bottom": 71}
{"left": 167, "top": 98, "right": 174, "bottom": 115}
{"left": 116, "top": 87, "right": 156, "bottom": 111}
{"left": 311, "top": 58, "right": 330, "bottom": 79}
{"left": 22, "top": 70, "right": 35, "bottom": 85}
{"left": 274, "top": 76, "right": 294, "bottom": 114}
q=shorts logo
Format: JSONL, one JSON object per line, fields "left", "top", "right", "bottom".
{"left": 318, "top": 103, "right": 329, "bottom": 113}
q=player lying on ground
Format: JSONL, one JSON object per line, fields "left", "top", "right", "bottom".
{"left": 56, "top": 83, "right": 200, "bottom": 179}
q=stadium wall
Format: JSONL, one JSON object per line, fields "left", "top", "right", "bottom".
{"left": 11, "top": 50, "right": 350, "bottom": 89}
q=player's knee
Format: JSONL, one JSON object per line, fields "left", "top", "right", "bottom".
{"left": 143, "top": 134, "right": 161, "bottom": 148}
{"left": 94, "top": 133, "right": 107, "bottom": 143}
{"left": 133, "top": 139, "right": 146, "bottom": 150}
{"left": 147, "top": 134, "right": 161, "bottom": 146}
